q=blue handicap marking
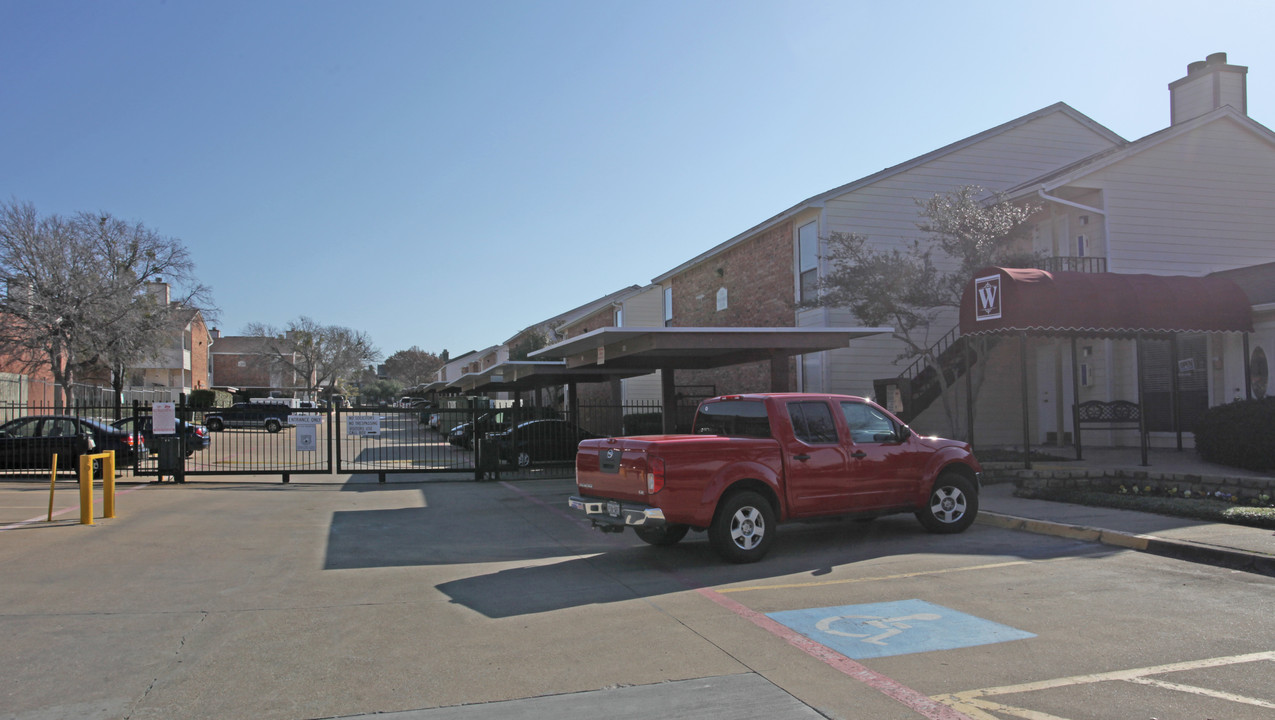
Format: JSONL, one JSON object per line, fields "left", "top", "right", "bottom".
{"left": 767, "top": 599, "right": 1035, "bottom": 659}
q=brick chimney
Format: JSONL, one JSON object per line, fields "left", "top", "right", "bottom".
{"left": 145, "top": 278, "right": 171, "bottom": 305}
{"left": 1169, "top": 52, "right": 1247, "bottom": 125}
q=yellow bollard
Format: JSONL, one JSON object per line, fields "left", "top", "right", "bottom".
{"left": 47, "top": 454, "right": 59, "bottom": 522}
{"left": 77, "top": 452, "right": 117, "bottom": 525}
{"left": 78, "top": 454, "right": 94, "bottom": 526}
{"left": 102, "top": 451, "right": 116, "bottom": 519}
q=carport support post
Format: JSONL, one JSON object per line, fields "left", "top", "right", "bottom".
{"left": 1071, "top": 337, "right": 1082, "bottom": 461}
{"left": 661, "top": 369, "right": 677, "bottom": 434}
{"left": 1136, "top": 333, "right": 1149, "bottom": 467}
{"left": 1019, "top": 332, "right": 1032, "bottom": 470}
{"left": 769, "top": 351, "right": 790, "bottom": 392}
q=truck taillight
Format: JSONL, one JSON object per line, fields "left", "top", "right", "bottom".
{"left": 646, "top": 456, "right": 665, "bottom": 494}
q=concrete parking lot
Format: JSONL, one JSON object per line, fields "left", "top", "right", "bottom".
{"left": 2, "top": 475, "right": 1273, "bottom": 720}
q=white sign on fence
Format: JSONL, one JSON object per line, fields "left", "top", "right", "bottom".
{"left": 153, "top": 402, "right": 176, "bottom": 435}
{"left": 290, "top": 413, "right": 323, "bottom": 425}
{"left": 296, "top": 423, "right": 317, "bottom": 451}
{"left": 346, "top": 415, "right": 381, "bottom": 437}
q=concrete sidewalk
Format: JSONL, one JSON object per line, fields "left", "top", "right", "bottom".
{"left": 977, "top": 447, "right": 1275, "bottom": 577}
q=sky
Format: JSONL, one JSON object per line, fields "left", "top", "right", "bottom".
{"left": 4, "top": 0, "right": 1275, "bottom": 362}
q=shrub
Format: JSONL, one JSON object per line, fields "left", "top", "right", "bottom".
{"left": 1193, "top": 397, "right": 1275, "bottom": 472}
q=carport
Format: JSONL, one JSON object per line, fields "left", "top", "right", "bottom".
{"left": 959, "top": 267, "right": 1253, "bottom": 468}
{"left": 528, "top": 326, "right": 891, "bottom": 432}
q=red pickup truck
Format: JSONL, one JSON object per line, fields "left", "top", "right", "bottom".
{"left": 568, "top": 393, "right": 982, "bottom": 563}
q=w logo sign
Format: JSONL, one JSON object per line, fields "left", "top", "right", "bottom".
{"left": 975, "top": 275, "right": 1002, "bottom": 321}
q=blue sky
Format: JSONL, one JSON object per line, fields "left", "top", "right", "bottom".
{"left": 4, "top": 0, "right": 1273, "bottom": 361}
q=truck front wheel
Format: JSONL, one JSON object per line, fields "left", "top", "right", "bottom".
{"left": 265, "top": 419, "right": 282, "bottom": 433}
{"left": 915, "top": 472, "right": 978, "bottom": 533}
{"left": 709, "top": 491, "right": 775, "bottom": 563}
{"left": 635, "top": 524, "right": 689, "bottom": 546}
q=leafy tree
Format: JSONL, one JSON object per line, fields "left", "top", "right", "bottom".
{"left": 243, "top": 317, "right": 380, "bottom": 396}
{"left": 0, "top": 201, "right": 213, "bottom": 409}
{"left": 383, "top": 346, "right": 443, "bottom": 386}
{"left": 803, "top": 186, "right": 1039, "bottom": 438}
{"left": 509, "top": 331, "right": 548, "bottom": 361}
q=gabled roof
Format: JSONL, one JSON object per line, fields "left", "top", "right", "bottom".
{"left": 653, "top": 103, "right": 1125, "bottom": 283}
{"left": 1002, "top": 106, "right": 1275, "bottom": 200}
{"left": 502, "top": 285, "right": 642, "bottom": 345}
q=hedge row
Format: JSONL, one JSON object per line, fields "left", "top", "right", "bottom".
{"left": 1193, "top": 397, "right": 1275, "bottom": 472}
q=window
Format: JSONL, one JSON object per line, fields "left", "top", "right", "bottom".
{"left": 716, "top": 287, "right": 728, "bottom": 311}
{"left": 693, "top": 399, "right": 772, "bottom": 438}
{"left": 1077, "top": 234, "right": 1087, "bottom": 257}
{"left": 664, "top": 285, "right": 673, "bottom": 327}
{"left": 788, "top": 401, "right": 838, "bottom": 444}
{"left": 840, "top": 401, "right": 897, "bottom": 443}
{"left": 798, "top": 221, "right": 818, "bottom": 302}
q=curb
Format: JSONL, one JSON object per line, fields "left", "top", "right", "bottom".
{"left": 977, "top": 511, "right": 1275, "bottom": 578}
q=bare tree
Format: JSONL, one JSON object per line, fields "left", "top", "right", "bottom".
{"left": 244, "top": 317, "right": 380, "bottom": 396}
{"left": 0, "top": 200, "right": 213, "bottom": 409}
{"left": 802, "top": 186, "right": 1039, "bottom": 438}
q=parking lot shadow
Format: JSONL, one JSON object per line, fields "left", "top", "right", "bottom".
{"left": 434, "top": 515, "right": 1116, "bottom": 619}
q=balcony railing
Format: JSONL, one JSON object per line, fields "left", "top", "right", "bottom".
{"left": 1034, "top": 256, "right": 1107, "bottom": 273}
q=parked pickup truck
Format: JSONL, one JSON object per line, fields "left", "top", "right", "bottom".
{"left": 204, "top": 402, "right": 293, "bottom": 433}
{"left": 568, "top": 393, "right": 982, "bottom": 563}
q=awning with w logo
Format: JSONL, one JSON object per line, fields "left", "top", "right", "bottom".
{"left": 959, "top": 266, "right": 1253, "bottom": 336}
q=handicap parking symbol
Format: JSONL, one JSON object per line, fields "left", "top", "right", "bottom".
{"left": 767, "top": 599, "right": 1035, "bottom": 659}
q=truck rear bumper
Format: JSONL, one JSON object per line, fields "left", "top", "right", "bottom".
{"left": 568, "top": 495, "right": 666, "bottom": 529}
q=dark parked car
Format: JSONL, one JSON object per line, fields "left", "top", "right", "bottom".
{"left": 203, "top": 403, "right": 293, "bottom": 432}
{"left": 449, "top": 408, "right": 561, "bottom": 449}
{"left": 112, "top": 416, "right": 211, "bottom": 457}
{"left": 488, "top": 418, "right": 597, "bottom": 468}
{"left": 0, "top": 415, "right": 146, "bottom": 470}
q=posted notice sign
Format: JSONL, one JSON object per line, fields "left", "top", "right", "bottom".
{"left": 153, "top": 402, "right": 177, "bottom": 435}
{"left": 296, "top": 423, "right": 318, "bottom": 452}
{"left": 346, "top": 416, "right": 381, "bottom": 437}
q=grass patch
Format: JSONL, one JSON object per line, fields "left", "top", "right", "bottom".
{"left": 1018, "top": 487, "right": 1275, "bottom": 530}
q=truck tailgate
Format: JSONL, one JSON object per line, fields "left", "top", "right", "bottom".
{"left": 575, "top": 437, "right": 665, "bottom": 503}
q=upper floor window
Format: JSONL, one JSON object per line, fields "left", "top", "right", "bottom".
{"left": 664, "top": 285, "right": 673, "bottom": 327}
{"left": 798, "top": 221, "right": 818, "bottom": 302}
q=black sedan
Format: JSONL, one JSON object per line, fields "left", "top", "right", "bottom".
{"left": 112, "top": 416, "right": 211, "bottom": 457}
{"left": 0, "top": 415, "right": 146, "bottom": 470}
{"left": 487, "top": 419, "right": 597, "bottom": 468}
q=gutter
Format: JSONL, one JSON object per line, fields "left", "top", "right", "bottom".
{"left": 1036, "top": 188, "right": 1106, "bottom": 216}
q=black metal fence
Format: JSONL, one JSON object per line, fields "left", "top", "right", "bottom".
{"left": 0, "top": 400, "right": 671, "bottom": 483}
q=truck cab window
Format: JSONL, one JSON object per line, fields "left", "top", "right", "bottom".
{"left": 693, "top": 399, "right": 772, "bottom": 438}
{"left": 841, "top": 401, "right": 897, "bottom": 443}
{"left": 787, "top": 401, "right": 838, "bottom": 444}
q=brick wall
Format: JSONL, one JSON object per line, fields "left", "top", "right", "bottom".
{"left": 671, "top": 220, "right": 798, "bottom": 395}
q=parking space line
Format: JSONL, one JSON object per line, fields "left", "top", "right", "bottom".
{"left": 1125, "top": 676, "right": 1275, "bottom": 709}
{"left": 933, "top": 651, "right": 1275, "bottom": 718}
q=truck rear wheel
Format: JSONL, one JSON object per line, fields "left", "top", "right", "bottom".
{"left": 635, "top": 524, "right": 689, "bottom": 546}
{"left": 709, "top": 491, "right": 775, "bottom": 563}
{"left": 206, "top": 418, "right": 224, "bottom": 432}
{"left": 915, "top": 472, "right": 978, "bottom": 533}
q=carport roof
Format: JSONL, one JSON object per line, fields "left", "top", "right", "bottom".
{"left": 527, "top": 326, "right": 892, "bottom": 370}
{"left": 446, "top": 360, "right": 649, "bottom": 393}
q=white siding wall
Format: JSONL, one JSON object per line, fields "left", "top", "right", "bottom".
{"left": 815, "top": 110, "right": 1122, "bottom": 399}
{"left": 621, "top": 287, "right": 666, "bottom": 404}
{"left": 1085, "top": 118, "right": 1275, "bottom": 275}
